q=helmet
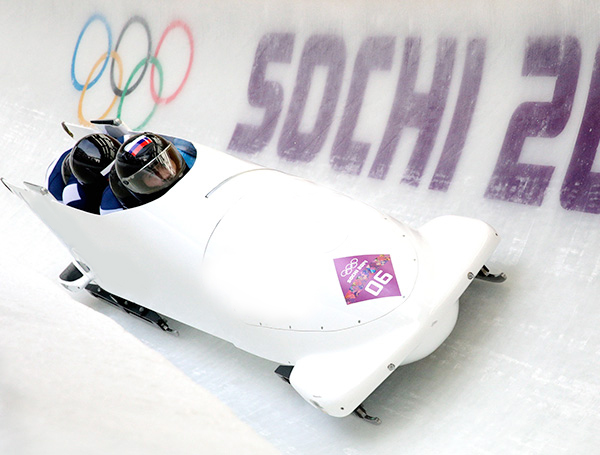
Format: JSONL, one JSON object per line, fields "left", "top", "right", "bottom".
{"left": 108, "top": 166, "right": 140, "bottom": 209}
{"left": 60, "top": 153, "right": 73, "bottom": 185}
{"left": 115, "top": 132, "right": 188, "bottom": 202}
{"left": 70, "top": 134, "right": 121, "bottom": 186}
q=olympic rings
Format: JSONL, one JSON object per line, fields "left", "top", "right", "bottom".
{"left": 71, "top": 14, "right": 112, "bottom": 91}
{"left": 118, "top": 56, "right": 163, "bottom": 130}
{"left": 340, "top": 258, "right": 359, "bottom": 277}
{"left": 71, "top": 14, "right": 194, "bottom": 127}
{"left": 78, "top": 51, "right": 123, "bottom": 127}
{"left": 150, "top": 20, "right": 194, "bottom": 104}
{"left": 110, "top": 16, "right": 152, "bottom": 97}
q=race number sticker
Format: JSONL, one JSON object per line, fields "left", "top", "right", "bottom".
{"left": 333, "top": 254, "right": 401, "bottom": 305}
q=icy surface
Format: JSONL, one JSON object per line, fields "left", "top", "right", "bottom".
{"left": 0, "top": 263, "right": 278, "bottom": 455}
{"left": 1, "top": 0, "right": 599, "bottom": 454}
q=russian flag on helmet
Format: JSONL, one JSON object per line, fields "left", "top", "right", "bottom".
{"left": 125, "top": 136, "right": 153, "bottom": 157}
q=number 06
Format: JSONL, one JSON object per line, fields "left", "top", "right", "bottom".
{"left": 365, "top": 270, "right": 393, "bottom": 296}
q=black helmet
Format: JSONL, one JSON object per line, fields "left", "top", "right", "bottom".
{"left": 108, "top": 166, "right": 140, "bottom": 209}
{"left": 70, "top": 134, "right": 120, "bottom": 186}
{"left": 115, "top": 132, "right": 188, "bottom": 202}
{"left": 61, "top": 153, "right": 73, "bottom": 185}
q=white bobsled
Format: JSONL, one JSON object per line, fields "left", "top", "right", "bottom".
{"left": 4, "top": 122, "right": 504, "bottom": 421}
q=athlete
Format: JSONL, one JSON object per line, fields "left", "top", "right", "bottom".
{"left": 109, "top": 132, "right": 195, "bottom": 210}
{"left": 98, "top": 166, "right": 140, "bottom": 214}
{"left": 46, "top": 133, "right": 120, "bottom": 214}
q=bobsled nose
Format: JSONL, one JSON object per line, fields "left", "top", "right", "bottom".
{"left": 417, "top": 215, "right": 500, "bottom": 306}
{"left": 419, "top": 215, "right": 499, "bottom": 268}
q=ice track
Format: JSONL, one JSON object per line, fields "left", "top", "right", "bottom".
{"left": 1, "top": 1, "right": 599, "bottom": 454}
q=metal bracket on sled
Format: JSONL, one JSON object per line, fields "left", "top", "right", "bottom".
{"left": 59, "top": 263, "right": 177, "bottom": 334}
{"left": 85, "top": 283, "right": 178, "bottom": 335}
{"left": 475, "top": 265, "right": 507, "bottom": 283}
{"left": 59, "top": 262, "right": 92, "bottom": 292}
{"left": 275, "top": 365, "right": 294, "bottom": 384}
{"left": 354, "top": 405, "right": 381, "bottom": 425}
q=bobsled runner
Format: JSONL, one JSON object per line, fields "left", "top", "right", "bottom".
{"left": 4, "top": 120, "right": 505, "bottom": 423}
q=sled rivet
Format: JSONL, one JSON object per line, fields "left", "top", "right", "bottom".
{"left": 467, "top": 272, "right": 474, "bottom": 280}
{"left": 388, "top": 363, "right": 395, "bottom": 371}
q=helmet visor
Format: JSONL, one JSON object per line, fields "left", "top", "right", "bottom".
{"left": 121, "top": 144, "right": 185, "bottom": 195}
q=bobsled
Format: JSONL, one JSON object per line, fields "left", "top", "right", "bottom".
{"left": 3, "top": 121, "right": 505, "bottom": 422}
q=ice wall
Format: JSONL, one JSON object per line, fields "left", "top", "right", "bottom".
{"left": 1, "top": 0, "right": 599, "bottom": 454}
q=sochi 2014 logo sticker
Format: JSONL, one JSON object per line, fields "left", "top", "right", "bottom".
{"left": 333, "top": 254, "right": 401, "bottom": 305}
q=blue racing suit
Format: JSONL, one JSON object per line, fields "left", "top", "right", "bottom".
{"left": 45, "top": 150, "right": 105, "bottom": 214}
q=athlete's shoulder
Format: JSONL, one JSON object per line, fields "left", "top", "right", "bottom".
{"left": 46, "top": 149, "right": 72, "bottom": 201}
{"left": 100, "top": 185, "right": 124, "bottom": 215}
